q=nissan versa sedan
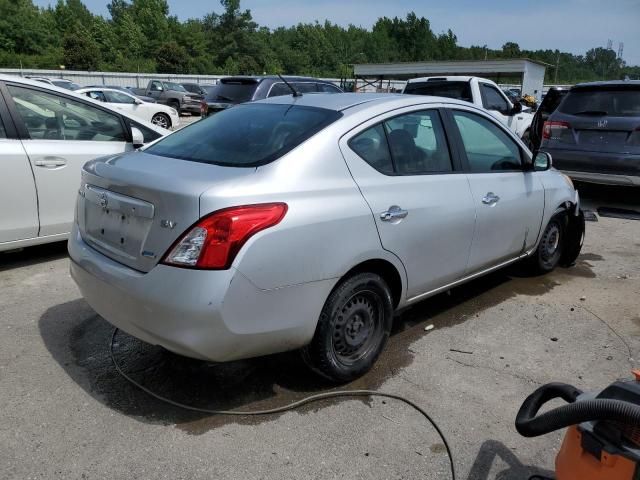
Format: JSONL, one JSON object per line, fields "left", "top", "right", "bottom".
{"left": 69, "top": 93, "right": 584, "bottom": 382}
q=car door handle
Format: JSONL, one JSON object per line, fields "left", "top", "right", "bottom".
{"left": 34, "top": 157, "right": 67, "bottom": 168}
{"left": 482, "top": 192, "right": 500, "bottom": 205}
{"left": 380, "top": 206, "right": 408, "bottom": 221}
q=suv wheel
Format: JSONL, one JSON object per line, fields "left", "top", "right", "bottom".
{"left": 302, "top": 273, "right": 393, "bottom": 382}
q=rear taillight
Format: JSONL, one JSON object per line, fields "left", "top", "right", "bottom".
{"left": 162, "top": 203, "right": 287, "bottom": 269}
{"left": 542, "top": 121, "right": 571, "bottom": 140}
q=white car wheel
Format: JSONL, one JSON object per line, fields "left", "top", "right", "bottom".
{"left": 151, "top": 113, "right": 171, "bottom": 129}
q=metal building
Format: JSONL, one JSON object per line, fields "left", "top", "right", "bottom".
{"left": 353, "top": 59, "right": 549, "bottom": 101}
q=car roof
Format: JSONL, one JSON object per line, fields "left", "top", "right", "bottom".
{"left": 221, "top": 75, "right": 337, "bottom": 84}
{"left": 407, "top": 76, "right": 475, "bottom": 83}
{"left": 254, "top": 92, "right": 475, "bottom": 113}
{"left": 573, "top": 80, "right": 640, "bottom": 89}
{"left": 0, "top": 74, "right": 166, "bottom": 136}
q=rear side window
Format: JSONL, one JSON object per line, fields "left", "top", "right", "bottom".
{"left": 267, "top": 83, "right": 291, "bottom": 98}
{"left": 453, "top": 111, "right": 521, "bottom": 172}
{"left": 146, "top": 103, "right": 342, "bottom": 167}
{"left": 350, "top": 124, "right": 394, "bottom": 174}
{"left": 350, "top": 110, "right": 452, "bottom": 175}
{"left": 404, "top": 81, "right": 473, "bottom": 103}
{"left": 85, "top": 91, "right": 107, "bottom": 102}
{"left": 559, "top": 87, "right": 640, "bottom": 117}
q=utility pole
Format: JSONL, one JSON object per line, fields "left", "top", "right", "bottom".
{"left": 554, "top": 52, "right": 560, "bottom": 84}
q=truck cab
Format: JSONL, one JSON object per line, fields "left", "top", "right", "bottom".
{"left": 403, "top": 76, "right": 534, "bottom": 140}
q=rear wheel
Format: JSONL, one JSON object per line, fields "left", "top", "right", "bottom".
{"left": 302, "top": 273, "right": 393, "bottom": 383}
{"left": 526, "top": 213, "right": 565, "bottom": 274}
{"left": 151, "top": 113, "right": 171, "bottom": 129}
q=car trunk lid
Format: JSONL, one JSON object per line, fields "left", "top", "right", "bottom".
{"left": 77, "top": 150, "right": 255, "bottom": 272}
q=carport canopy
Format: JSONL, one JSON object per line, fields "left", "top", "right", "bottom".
{"left": 353, "top": 59, "right": 549, "bottom": 100}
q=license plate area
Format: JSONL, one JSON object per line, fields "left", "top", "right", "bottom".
{"left": 82, "top": 185, "right": 154, "bottom": 261}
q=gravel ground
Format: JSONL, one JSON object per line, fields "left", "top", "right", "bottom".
{"left": 1, "top": 184, "right": 639, "bottom": 480}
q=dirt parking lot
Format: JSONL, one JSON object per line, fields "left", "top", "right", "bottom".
{"left": 1, "top": 185, "right": 639, "bottom": 480}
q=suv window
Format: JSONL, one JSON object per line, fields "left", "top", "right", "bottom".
{"left": 350, "top": 124, "right": 393, "bottom": 174}
{"left": 404, "top": 81, "right": 473, "bottom": 103}
{"left": 267, "top": 83, "right": 291, "bottom": 98}
{"left": 318, "top": 83, "right": 341, "bottom": 93}
{"left": 350, "top": 110, "right": 452, "bottom": 175}
{"left": 146, "top": 103, "right": 342, "bottom": 167}
{"left": 453, "top": 110, "right": 521, "bottom": 172}
{"left": 150, "top": 81, "right": 163, "bottom": 91}
{"left": 480, "top": 84, "right": 510, "bottom": 113}
{"left": 104, "top": 90, "right": 136, "bottom": 104}
{"left": 215, "top": 79, "right": 259, "bottom": 103}
{"left": 559, "top": 86, "right": 640, "bottom": 117}
{"left": 8, "top": 85, "right": 126, "bottom": 142}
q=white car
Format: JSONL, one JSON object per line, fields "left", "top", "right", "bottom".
{"left": 76, "top": 87, "right": 180, "bottom": 130}
{"left": 0, "top": 74, "right": 168, "bottom": 252}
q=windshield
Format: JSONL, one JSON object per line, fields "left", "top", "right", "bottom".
{"left": 559, "top": 87, "right": 640, "bottom": 117}
{"left": 208, "top": 80, "right": 259, "bottom": 103}
{"left": 146, "top": 103, "right": 342, "bottom": 167}
{"left": 164, "top": 82, "right": 187, "bottom": 92}
{"left": 404, "top": 81, "right": 473, "bottom": 103}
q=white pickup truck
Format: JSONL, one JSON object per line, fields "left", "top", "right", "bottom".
{"left": 403, "top": 76, "right": 533, "bottom": 142}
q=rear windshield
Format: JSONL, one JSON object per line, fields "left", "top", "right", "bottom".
{"left": 404, "top": 81, "right": 473, "bottom": 103}
{"left": 146, "top": 103, "right": 342, "bottom": 167}
{"left": 559, "top": 87, "right": 640, "bottom": 117}
{"left": 210, "top": 80, "right": 259, "bottom": 103}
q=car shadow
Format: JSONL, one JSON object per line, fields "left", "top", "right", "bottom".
{"left": 38, "top": 264, "right": 568, "bottom": 432}
{"left": 465, "top": 440, "right": 554, "bottom": 480}
{"left": 0, "top": 241, "right": 68, "bottom": 272}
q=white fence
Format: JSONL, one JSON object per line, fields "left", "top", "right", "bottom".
{"left": 0, "top": 68, "right": 572, "bottom": 95}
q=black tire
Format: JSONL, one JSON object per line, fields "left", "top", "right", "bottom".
{"left": 302, "top": 273, "right": 393, "bottom": 383}
{"left": 526, "top": 213, "right": 566, "bottom": 274}
{"left": 168, "top": 101, "right": 180, "bottom": 114}
{"left": 151, "top": 113, "right": 171, "bottom": 129}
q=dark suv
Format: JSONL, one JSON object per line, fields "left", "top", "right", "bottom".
{"left": 204, "top": 76, "right": 342, "bottom": 116}
{"left": 528, "top": 87, "right": 569, "bottom": 151}
{"left": 541, "top": 80, "right": 640, "bottom": 186}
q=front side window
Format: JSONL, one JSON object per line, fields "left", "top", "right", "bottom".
{"left": 146, "top": 103, "right": 342, "bottom": 167}
{"left": 267, "top": 83, "right": 291, "bottom": 98}
{"left": 350, "top": 110, "right": 452, "bottom": 175}
{"left": 150, "top": 81, "right": 163, "bottom": 91}
{"left": 104, "top": 90, "right": 136, "bottom": 104}
{"left": 453, "top": 110, "right": 522, "bottom": 172}
{"left": 8, "top": 85, "right": 126, "bottom": 142}
{"left": 480, "top": 84, "right": 510, "bottom": 113}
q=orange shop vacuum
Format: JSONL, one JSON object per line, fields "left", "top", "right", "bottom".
{"left": 516, "top": 372, "right": 640, "bottom": 480}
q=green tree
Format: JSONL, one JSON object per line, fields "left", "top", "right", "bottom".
{"left": 155, "top": 41, "right": 188, "bottom": 73}
{"left": 62, "top": 23, "right": 101, "bottom": 70}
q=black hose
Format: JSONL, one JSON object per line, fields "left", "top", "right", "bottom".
{"left": 516, "top": 382, "right": 640, "bottom": 437}
{"left": 110, "top": 328, "right": 456, "bottom": 479}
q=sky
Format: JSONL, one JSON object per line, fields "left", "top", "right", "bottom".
{"left": 33, "top": 0, "right": 640, "bottom": 65}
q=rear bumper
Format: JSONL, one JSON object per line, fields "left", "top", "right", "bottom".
{"left": 68, "top": 226, "right": 331, "bottom": 362}
{"left": 544, "top": 148, "right": 640, "bottom": 186}
{"left": 180, "top": 103, "right": 201, "bottom": 114}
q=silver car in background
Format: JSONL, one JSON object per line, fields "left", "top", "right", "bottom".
{"left": 69, "top": 93, "right": 584, "bottom": 382}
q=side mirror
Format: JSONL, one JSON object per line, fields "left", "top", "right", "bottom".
{"left": 131, "top": 127, "right": 144, "bottom": 148}
{"left": 533, "top": 151, "right": 552, "bottom": 171}
{"left": 510, "top": 102, "right": 523, "bottom": 115}
{"left": 134, "top": 98, "right": 143, "bottom": 105}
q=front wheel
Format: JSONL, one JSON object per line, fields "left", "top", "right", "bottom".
{"left": 302, "top": 273, "right": 393, "bottom": 383}
{"left": 526, "top": 213, "right": 565, "bottom": 274}
{"left": 151, "top": 113, "right": 171, "bottom": 129}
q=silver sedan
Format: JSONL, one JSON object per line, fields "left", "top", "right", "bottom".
{"left": 69, "top": 93, "right": 584, "bottom": 382}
